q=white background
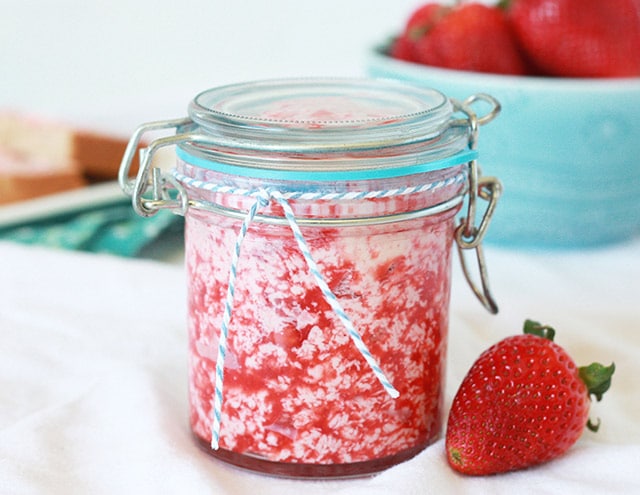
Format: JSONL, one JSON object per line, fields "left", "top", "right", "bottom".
{"left": 2, "top": 0, "right": 432, "bottom": 132}
{"left": 1, "top": 0, "right": 498, "bottom": 131}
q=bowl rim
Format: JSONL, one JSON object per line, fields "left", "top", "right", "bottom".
{"left": 368, "top": 44, "right": 640, "bottom": 92}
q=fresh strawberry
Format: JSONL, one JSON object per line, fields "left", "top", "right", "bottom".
{"left": 391, "top": 3, "right": 451, "bottom": 62}
{"left": 503, "top": 0, "right": 640, "bottom": 77}
{"left": 390, "top": 34, "right": 417, "bottom": 62}
{"left": 410, "top": 3, "right": 528, "bottom": 75}
{"left": 446, "top": 319, "right": 615, "bottom": 475}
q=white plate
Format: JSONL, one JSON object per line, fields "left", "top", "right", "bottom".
{"left": 0, "top": 147, "right": 176, "bottom": 230}
{"left": 0, "top": 181, "right": 129, "bottom": 229}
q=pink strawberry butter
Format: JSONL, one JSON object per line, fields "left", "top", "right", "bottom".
{"left": 120, "top": 78, "right": 502, "bottom": 478}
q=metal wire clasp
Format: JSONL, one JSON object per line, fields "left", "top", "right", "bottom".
{"left": 452, "top": 95, "right": 503, "bottom": 314}
{"left": 119, "top": 117, "right": 198, "bottom": 217}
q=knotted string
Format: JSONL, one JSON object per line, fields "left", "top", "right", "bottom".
{"left": 171, "top": 171, "right": 466, "bottom": 450}
{"left": 173, "top": 172, "right": 463, "bottom": 202}
{"left": 210, "top": 189, "right": 271, "bottom": 450}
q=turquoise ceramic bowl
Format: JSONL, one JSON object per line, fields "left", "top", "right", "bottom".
{"left": 367, "top": 47, "right": 640, "bottom": 249}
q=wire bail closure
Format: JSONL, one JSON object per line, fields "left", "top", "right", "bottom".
{"left": 119, "top": 97, "right": 502, "bottom": 315}
{"left": 119, "top": 93, "right": 502, "bottom": 315}
{"left": 118, "top": 117, "right": 196, "bottom": 218}
{"left": 451, "top": 94, "right": 502, "bottom": 314}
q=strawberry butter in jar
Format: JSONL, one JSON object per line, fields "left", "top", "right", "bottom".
{"left": 119, "top": 78, "right": 502, "bottom": 478}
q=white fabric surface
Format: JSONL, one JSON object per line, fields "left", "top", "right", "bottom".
{"left": 2, "top": 1, "right": 640, "bottom": 492}
{"left": 2, "top": 238, "right": 639, "bottom": 494}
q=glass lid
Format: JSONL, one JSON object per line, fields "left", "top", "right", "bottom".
{"left": 186, "top": 78, "right": 458, "bottom": 152}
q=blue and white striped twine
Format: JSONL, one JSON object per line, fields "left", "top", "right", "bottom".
{"left": 172, "top": 170, "right": 465, "bottom": 450}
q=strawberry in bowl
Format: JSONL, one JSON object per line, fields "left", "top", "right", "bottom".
{"left": 389, "top": 0, "right": 640, "bottom": 78}
{"left": 391, "top": 2, "right": 529, "bottom": 75}
{"left": 505, "top": 0, "right": 640, "bottom": 78}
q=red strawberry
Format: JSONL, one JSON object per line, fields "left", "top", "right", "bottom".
{"left": 446, "top": 319, "right": 615, "bottom": 475}
{"left": 412, "top": 3, "right": 528, "bottom": 75}
{"left": 404, "top": 3, "right": 450, "bottom": 37}
{"left": 390, "top": 34, "right": 418, "bottom": 62}
{"left": 391, "top": 3, "right": 451, "bottom": 62}
{"left": 503, "top": 0, "right": 640, "bottom": 77}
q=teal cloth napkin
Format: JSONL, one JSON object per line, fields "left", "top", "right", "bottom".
{"left": 0, "top": 201, "right": 183, "bottom": 257}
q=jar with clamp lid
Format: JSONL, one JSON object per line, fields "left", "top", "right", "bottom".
{"left": 119, "top": 78, "right": 502, "bottom": 478}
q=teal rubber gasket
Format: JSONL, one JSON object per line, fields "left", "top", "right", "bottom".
{"left": 176, "top": 147, "right": 477, "bottom": 182}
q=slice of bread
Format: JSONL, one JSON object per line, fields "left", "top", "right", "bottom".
{"left": 0, "top": 112, "right": 138, "bottom": 205}
{"left": 0, "top": 149, "right": 86, "bottom": 205}
{"left": 73, "top": 128, "right": 137, "bottom": 181}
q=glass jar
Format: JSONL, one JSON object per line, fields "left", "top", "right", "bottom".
{"left": 119, "top": 78, "right": 502, "bottom": 478}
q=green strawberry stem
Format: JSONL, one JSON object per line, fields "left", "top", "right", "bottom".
{"left": 523, "top": 319, "right": 556, "bottom": 341}
{"left": 579, "top": 362, "right": 616, "bottom": 432}
{"left": 579, "top": 362, "right": 616, "bottom": 402}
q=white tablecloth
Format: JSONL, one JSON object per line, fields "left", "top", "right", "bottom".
{"left": 2, "top": 238, "right": 639, "bottom": 494}
{"left": 2, "top": 0, "right": 640, "bottom": 492}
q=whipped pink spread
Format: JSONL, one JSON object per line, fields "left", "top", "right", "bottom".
{"left": 256, "top": 96, "right": 408, "bottom": 126}
{"left": 183, "top": 169, "right": 462, "bottom": 470}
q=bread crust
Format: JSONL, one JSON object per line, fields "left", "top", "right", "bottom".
{"left": 0, "top": 112, "right": 138, "bottom": 204}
